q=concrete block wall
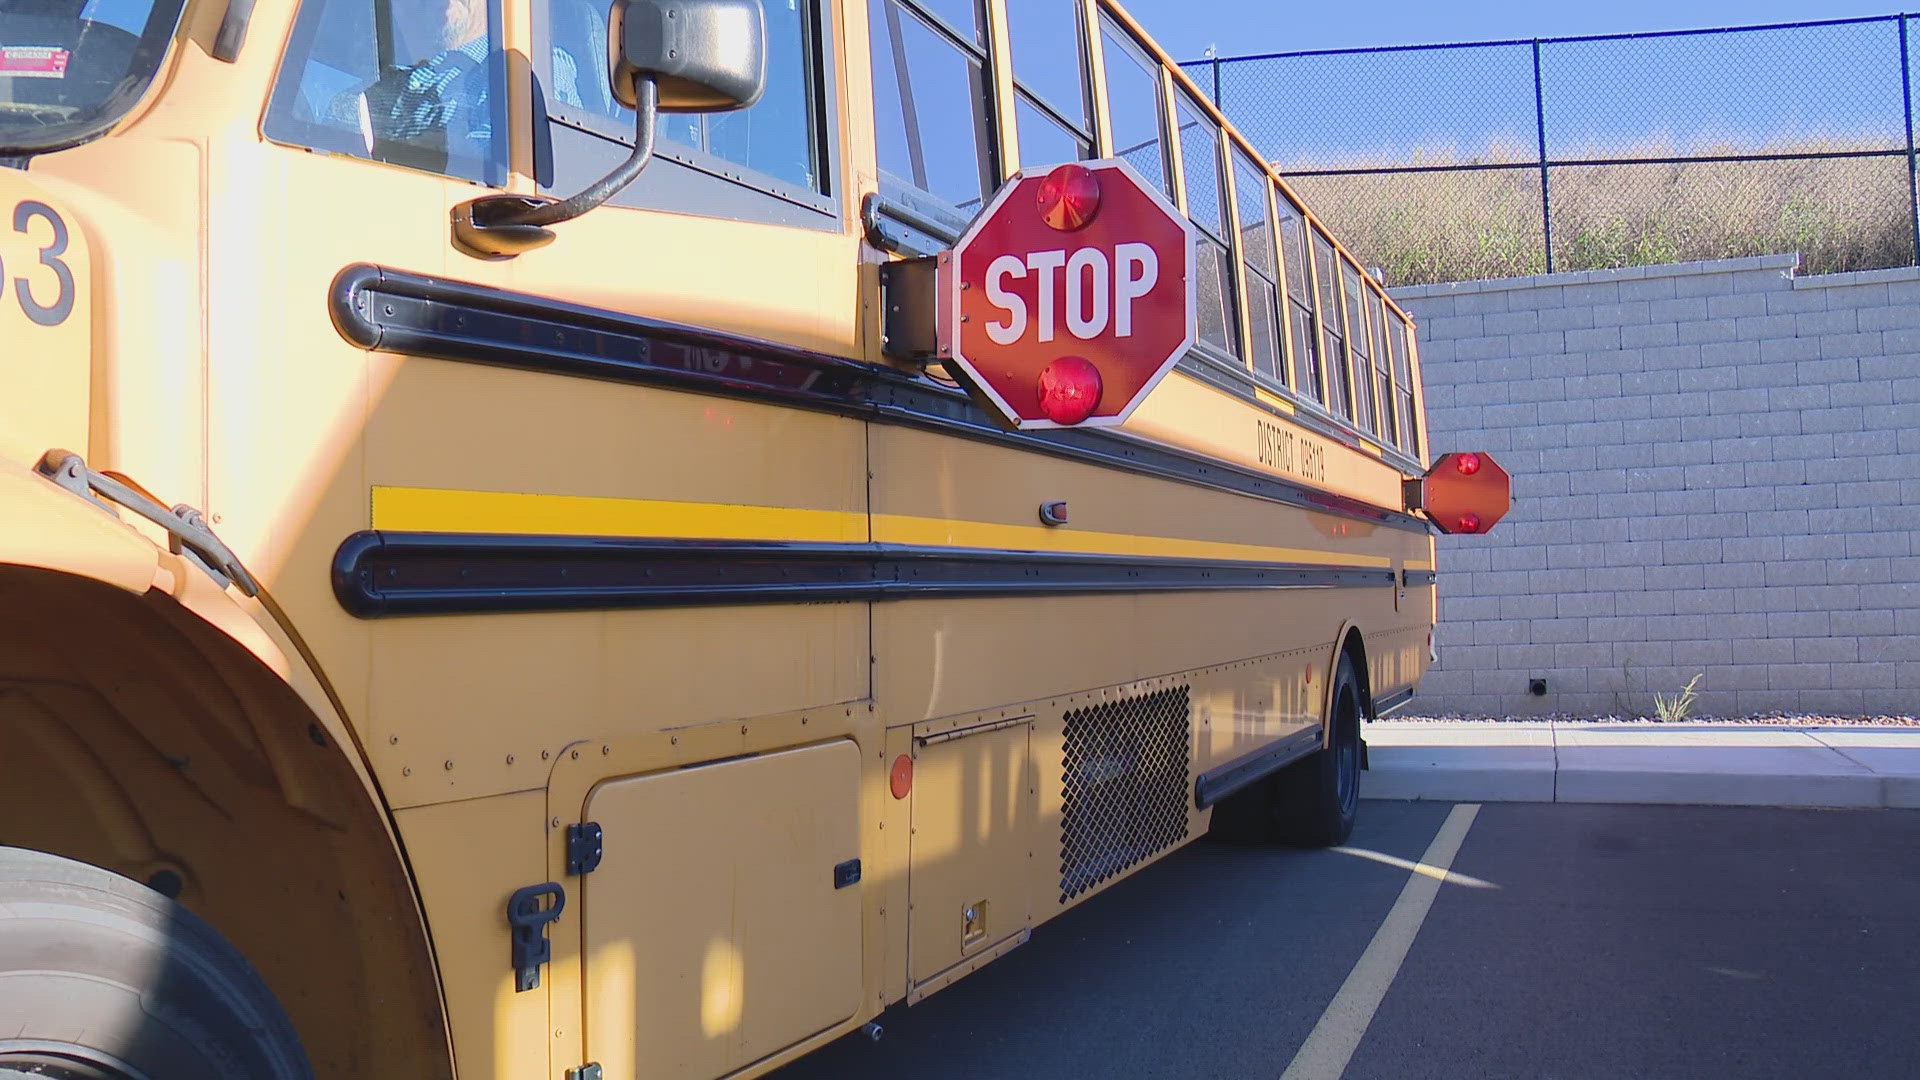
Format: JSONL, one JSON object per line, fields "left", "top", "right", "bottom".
{"left": 1391, "top": 254, "right": 1920, "bottom": 718}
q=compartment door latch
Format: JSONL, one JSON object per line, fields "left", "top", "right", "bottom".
{"left": 506, "top": 882, "right": 565, "bottom": 992}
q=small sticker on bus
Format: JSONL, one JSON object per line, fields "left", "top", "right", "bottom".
{"left": 0, "top": 46, "right": 70, "bottom": 78}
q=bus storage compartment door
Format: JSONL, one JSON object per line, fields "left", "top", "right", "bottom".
{"left": 907, "top": 718, "right": 1037, "bottom": 1003}
{"left": 579, "top": 740, "right": 862, "bottom": 1079}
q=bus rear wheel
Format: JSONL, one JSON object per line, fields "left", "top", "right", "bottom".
{"left": 1212, "top": 654, "right": 1363, "bottom": 847}
{"left": 1269, "top": 653, "right": 1363, "bottom": 847}
{"left": 0, "top": 847, "right": 313, "bottom": 1080}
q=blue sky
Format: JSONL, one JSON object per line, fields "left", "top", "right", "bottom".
{"left": 1126, "top": 0, "right": 1895, "bottom": 60}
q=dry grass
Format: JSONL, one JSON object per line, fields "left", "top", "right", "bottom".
{"left": 1285, "top": 143, "right": 1916, "bottom": 287}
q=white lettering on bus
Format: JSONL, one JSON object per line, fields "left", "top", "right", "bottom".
{"left": 985, "top": 254, "right": 1027, "bottom": 345}
{"left": 979, "top": 242, "right": 1162, "bottom": 345}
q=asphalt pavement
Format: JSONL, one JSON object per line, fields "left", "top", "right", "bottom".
{"left": 772, "top": 801, "right": 1920, "bottom": 1079}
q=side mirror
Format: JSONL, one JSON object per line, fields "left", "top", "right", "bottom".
{"left": 452, "top": 0, "right": 767, "bottom": 257}
{"left": 610, "top": 0, "right": 767, "bottom": 113}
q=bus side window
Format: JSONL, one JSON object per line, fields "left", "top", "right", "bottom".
{"left": 868, "top": 0, "right": 997, "bottom": 214}
{"left": 1174, "top": 90, "right": 1238, "bottom": 360}
{"left": 1276, "top": 191, "right": 1321, "bottom": 403}
{"left": 1004, "top": 0, "right": 1093, "bottom": 169}
{"left": 1098, "top": 18, "right": 1168, "bottom": 196}
{"left": 1342, "top": 261, "right": 1375, "bottom": 435}
{"left": 1368, "top": 287, "right": 1397, "bottom": 448}
{"left": 1232, "top": 148, "right": 1282, "bottom": 386}
{"left": 1392, "top": 312, "right": 1421, "bottom": 455}
{"left": 1311, "top": 230, "right": 1351, "bottom": 420}
{"left": 264, "top": 0, "right": 510, "bottom": 186}
{"left": 538, "top": 0, "right": 833, "bottom": 220}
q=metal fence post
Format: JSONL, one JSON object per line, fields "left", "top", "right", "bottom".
{"left": 1212, "top": 53, "right": 1222, "bottom": 107}
{"left": 1533, "top": 39, "right": 1554, "bottom": 274}
{"left": 1902, "top": 17, "right": 1919, "bottom": 267}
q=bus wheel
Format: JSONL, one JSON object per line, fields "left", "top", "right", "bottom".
{"left": 0, "top": 847, "right": 314, "bottom": 1080}
{"left": 1269, "top": 653, "right": 1363, "bottom": 847}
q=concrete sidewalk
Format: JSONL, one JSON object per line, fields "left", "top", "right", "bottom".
{"left": 1363, "top": 721, "right": 1920, "bottom": 808}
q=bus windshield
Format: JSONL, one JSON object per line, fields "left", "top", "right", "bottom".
{"left": 0, "top": 0, "right": 188, "bottom": 157}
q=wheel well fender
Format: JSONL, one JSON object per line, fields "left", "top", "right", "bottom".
{"left": 1324, "top": 622, "right": 1373, "bottom": 737}
{"left": 0, "top": 564, "right": 454, "bottom": 1080}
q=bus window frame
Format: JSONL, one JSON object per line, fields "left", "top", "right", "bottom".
{"left": 1308, "top": 228, "right": 1349, "bottom": 419}
{"left": 1366, "top": 282, "right": 1398, "bottom": 449}
{"left": 1167, "top": 81, "right": 1242, "bottom": 371}
{"left": 1273, "top": 185, "right": 1322, "bottom": 407}
{"left": 1340, "top": 258, "right": 1377, "bottom": 437}
{"left": 869, "top": 0, "right": 1002, "bottom": 219}
{"left": 532, "top": 0, "right": 842, "bottom": 227}
{"left": 1226, "top": 142, "right": 1284, "bottom": 392}
{"left": 995, "top": 0, "right": 1096, "bottom": 172}
{"left": 263, "top": 0, "right": 512, "bottom": 188}
{"left": 1091, "top": 13, "right": 1170, "bottom": 195}
{"left": 1397, "top": 311, "right": 1428, "bottom": 462}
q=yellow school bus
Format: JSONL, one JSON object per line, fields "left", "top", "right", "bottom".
{"left": 0, "top": 1, "right": 1494, "bottom": 1077}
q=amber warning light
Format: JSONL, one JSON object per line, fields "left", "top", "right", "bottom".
{"left": 1408, "top": 452, "right": 1511, "bottom": 535}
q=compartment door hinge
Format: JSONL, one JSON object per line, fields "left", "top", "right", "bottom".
{"left": 567, "top": 821, "right": 604, "bottom": 875}
{"left": 567, "top": 1064, "right": 603, "bottom": 1080}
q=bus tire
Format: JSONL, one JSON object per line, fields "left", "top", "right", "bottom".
{"left": 0, "top": 846, "right": 314, "bottom": 1080}
{"left": 1270, "top": 653, "right": 1363, "bottom": 847}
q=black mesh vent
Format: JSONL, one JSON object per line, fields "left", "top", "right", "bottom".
{"left": 1059, "top": 686, "right": 1192, "bottom": 902}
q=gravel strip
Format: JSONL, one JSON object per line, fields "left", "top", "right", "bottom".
{"left": 1391, "top": 712, "right": 1920, "bottom": 726}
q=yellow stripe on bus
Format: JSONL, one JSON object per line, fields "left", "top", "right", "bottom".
{"left": 371, "top": 487, "right": 869, "bottom": 543}
{"left": 371, "top": 486, "right": 1393, "bottom": 570}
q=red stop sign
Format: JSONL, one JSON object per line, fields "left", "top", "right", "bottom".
{"left": 947, "top": 159, "right": 1196, "bottom": 429}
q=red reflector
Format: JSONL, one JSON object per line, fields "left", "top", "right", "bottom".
{"left": 1458, "top": 512, "right": 1482, "bottom": 533}
{"left": 1456, "top": 453, "right": 1482, "bottom": 476}
{"left": 1035, "top": 163, "right": 1101, "bottom": 231}
{"left": 1037, "top": 355, "right": 1103, "bottom": 425}
{"left": 889, "top": 754, "right": 913, "bottom": 800}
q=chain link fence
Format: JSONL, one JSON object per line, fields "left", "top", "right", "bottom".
{"left": 1186, "top": 16, "right": 1920, "bottom": 286}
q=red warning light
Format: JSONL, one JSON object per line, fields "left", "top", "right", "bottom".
{"left": 1036, "top": 163, "right": 1102, "bottom": 232}
{"left": 1458, "top": 512, "right": 1482, "bottom": 533}
{"left": 1456, "top": 453, "right": 1482, "bottom": 476}
{"left": 1037, "top": 355, "right": 1104, "bottom": 425}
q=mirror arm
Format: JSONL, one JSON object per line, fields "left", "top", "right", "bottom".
{"left": 505, "top": 77, "right": 658, "bottom": 227}
{"left": 451, "top": 77, "right": 659, "bottom": 257}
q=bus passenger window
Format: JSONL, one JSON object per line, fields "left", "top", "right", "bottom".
{"left": 1099, "top": 19, "right": 1168, "bottom": 195}
{"left": 1368, "top": 288, "right": 1397, "bottom": 447}
{"left": 265, "top": 0, "right": 508, "bottom": 185}
{"left": 869, "top": 0, "right": 996, "bottom": 213}
{"left": 1343, "top": 261, "right": 1376, "bottom": 435}
{"left": 1233, "top": 149, "right": 1282, "bottom": 385}
{"left": 1016, "top": 96, "right": 1088, "bottom": 172}
{"left": 1175, "top": 92, "right": 1238, "bottom": 358}
{"left": 1006, "top": 0, "right": 1092, "bottom": 169}
{"left": 1392, "top": 313, "right": 1421, "bottom": 454}
{"left": 1312, "top": 231, "right": 1352, "bottom": 420}
{"left": 542, "top": 0, "right": 825, "bottom": 197}
{"left": 1277, "top": 193, "right": 1322, "bottom": 404}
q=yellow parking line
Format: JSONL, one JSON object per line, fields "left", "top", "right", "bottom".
{"left": 1280, "top": 804, "right": 1482, "bottom": 1080}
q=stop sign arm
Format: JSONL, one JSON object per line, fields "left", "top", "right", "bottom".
{"left": 877, "top": 252, "right": 951, "bottom": 365}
